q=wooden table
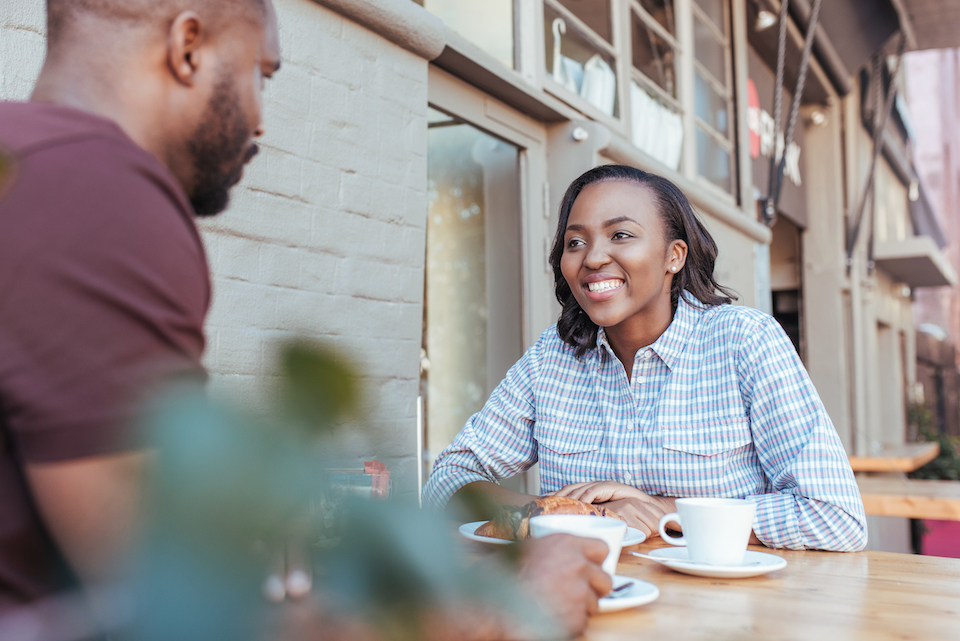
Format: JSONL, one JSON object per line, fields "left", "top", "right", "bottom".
{"left": 848, "top": 442, "right": 940, "bottom": 472}
{"left": 583, "top": 540, "right": 960, "bottom": 640}
{"left": 856, "top": 474, "right": 960, "bottom": 520}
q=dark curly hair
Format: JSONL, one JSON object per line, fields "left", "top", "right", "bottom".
{"left": 549, "top": 165, "right": 737, "bottom": 357}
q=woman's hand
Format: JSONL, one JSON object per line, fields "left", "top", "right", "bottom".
{"left": 553, "top": 481, "right": 676, "bottom": 537}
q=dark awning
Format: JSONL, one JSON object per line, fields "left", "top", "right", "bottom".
{"left": 788, "top": 0, "right": 901, "bottom": 95}
{"left": 898, "top": 0, "right": 960, "bottom": 51}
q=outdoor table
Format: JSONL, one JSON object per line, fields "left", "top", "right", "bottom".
{"left": 582, "top": 538, "right": 960, "bottom": 640}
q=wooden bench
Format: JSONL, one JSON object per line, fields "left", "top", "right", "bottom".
{"left": 848, "top": 442, "right": 940, "bottom": 473}
{"left": 856, "top": 475, "right": 960, "bottom": 520}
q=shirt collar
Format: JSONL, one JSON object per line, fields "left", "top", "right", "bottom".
{"left": 595, "top": 292, "right": 706, "bottom": 370}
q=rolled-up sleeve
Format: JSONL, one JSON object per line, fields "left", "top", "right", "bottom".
{"left": 739, "top": 318, "right": 867, "bottom": 551}
{"left": 421, "top": 339, "right": 542, "bottom": 511}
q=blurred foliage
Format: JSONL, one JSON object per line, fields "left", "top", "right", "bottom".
{"left": 127, "top": 340, "right": 558, "bottom": 641}
{"left": 909, "top": 403, "right": 960, "bottom": 481}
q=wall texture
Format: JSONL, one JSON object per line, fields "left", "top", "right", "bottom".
{"left": 0, "top": 0, "right": 429, "bottom": 500}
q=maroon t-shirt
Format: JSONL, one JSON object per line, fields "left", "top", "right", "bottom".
{"left": 0, "top": 102, "right": 210, "bottom": 608}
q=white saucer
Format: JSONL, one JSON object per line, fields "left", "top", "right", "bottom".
{"left": 459, "top": 521, "right": 647, "bottom": 547}
{"left": 599, "top": 575, "right": 659, "bottom": 613}
{"left": 639, "top": 548, "right": 787, "bottom": 578}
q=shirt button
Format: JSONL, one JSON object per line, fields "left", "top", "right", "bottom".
{"left": 641, "top": 349, "right": 653, "bottom": 360}
{"left": 636, "top": 375, "right": 645, "bottom": 384}
{"left": 623, "top": 473, "right": 633, "bottom": 483}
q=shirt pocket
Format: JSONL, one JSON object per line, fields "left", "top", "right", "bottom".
{"left": 662, "top": 418, "right": 752, "bottom": 457}
{"left": 534, "top": 417, "right": 605, "bottom": 489}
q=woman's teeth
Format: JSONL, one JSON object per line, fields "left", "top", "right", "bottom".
{"left": 587, "top": 279, "right": 623, "bottom": 293}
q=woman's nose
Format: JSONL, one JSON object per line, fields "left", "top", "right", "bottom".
{"left": 583, "top": 243, "right": 611, "bottom": 269}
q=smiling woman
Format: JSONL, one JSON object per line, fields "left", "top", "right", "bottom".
{"left": 422, "top": 165, "right": 867, "bottom": 554}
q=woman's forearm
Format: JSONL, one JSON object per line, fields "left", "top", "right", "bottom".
{"left": 449, "top": 481, "right": 539, "bottom": 520}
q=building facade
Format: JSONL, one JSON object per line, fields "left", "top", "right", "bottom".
{"left": 2, "top": 0, "right": 957, "bottom": 536}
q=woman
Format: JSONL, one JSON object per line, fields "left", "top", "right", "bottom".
{"left": 423, "top": 165, "right": 866, "bottom": 552}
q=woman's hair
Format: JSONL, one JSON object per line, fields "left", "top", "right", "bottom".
{"left": 548, "top": 164, "right": 737, "bottom": 357}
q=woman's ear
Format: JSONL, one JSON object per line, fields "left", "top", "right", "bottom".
{"left": 167, "top": 11, "right": 204, "bottom": 86}
{"left": 668, "top": 239, "right": 688, "bottom": 274}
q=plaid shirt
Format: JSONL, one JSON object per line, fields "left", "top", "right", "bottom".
{"left": 422, "top": 294, "right": 867, "bottom": 552}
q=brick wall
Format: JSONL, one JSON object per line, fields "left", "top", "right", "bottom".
{"left": 0, "top": 0, "right": 429, "bottom": 499}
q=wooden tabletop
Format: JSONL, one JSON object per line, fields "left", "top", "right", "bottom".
{"left": 857, "top": 474, "right": 960, "bottom": 520}
{"left": 583, "top": 539, "right": 960, "bottom": 640}
{"left": 848, "top": 442, "right": 940, "bottom": 472}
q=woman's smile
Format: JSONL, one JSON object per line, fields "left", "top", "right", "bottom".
{"left": 583, "top": 274, "right": 625, "bottom": 301}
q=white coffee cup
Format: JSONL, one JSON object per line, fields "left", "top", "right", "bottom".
{"left": 529, "top": 514, "right": 627, "bottom": 579}
{"left": 658, "top": 498, "right": 756, "bottom": 566}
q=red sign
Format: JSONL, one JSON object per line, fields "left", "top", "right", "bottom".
{"left": 747, "top": 79, "right": 761, "bottom": 159}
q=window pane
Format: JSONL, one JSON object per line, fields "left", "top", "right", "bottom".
{"left": 631, "top": 82, "right": 683, "bottom": 171}
{"left": 424, "top": 110, "right": 522, "bottom": 457}
{"left": 696, "top": 126, "right": 732, "bottom": 192}
{"left": 695, "top": 71, "right": 728, "bottom": 134}
{"left": 694, "top": 13, "right": 726, "bottom": 85}
{"left": 414, "top": 0, "right": 515, "bottom": 69}
{"left": 556, "top": 0, "right": 613, "bottom": 43}
{"left": 544, "top": 5, "right": 619, "bottom": 117}
{"left": 694, "top": 0, "right": 724, "bottom": 31}
{"left": 631, "top": 11, "right": 677, "bottom": 98}
{"left": 636, "top": 0, "right": 676, "bottom": 36}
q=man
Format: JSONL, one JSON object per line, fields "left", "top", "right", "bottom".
{"left": 0, "top": 0, "right": 609, "bottom": 636}
{"left": 0, "top": 0, "right": 281, "bottom": 616}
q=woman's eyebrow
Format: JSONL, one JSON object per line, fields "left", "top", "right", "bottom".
{"left": 602, "top": 216, "right": 640, "bottom": 227}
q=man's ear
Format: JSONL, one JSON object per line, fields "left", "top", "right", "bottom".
{"left": 167, "top": 11, "right": 204, "bottom": 86}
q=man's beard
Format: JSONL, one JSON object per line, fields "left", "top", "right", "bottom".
{"left": 187, "top": 75, "right": 258, "bottom": 217}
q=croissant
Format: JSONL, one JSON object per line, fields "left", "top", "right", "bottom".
{"left": 475, "top": 496, "right": 623, "bottom": 541}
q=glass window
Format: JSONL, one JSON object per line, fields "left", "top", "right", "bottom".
{"left": 696, "top": 126, "right": 731, "bottom": 192}
{"left": 694, "top": 71, "right": 727, "bottom": 134}
{"left": 693, "top": 13, "right": 726, "bottom": 84}
{"left": 631, "top": 82, "right": 684, "bottom": 170}
{"left": 636, "top": 0, "right": 676, "bottom": 35}
{"left": 694, "top": 0, "right": 724, "bottom": 31}
{"left": 412, "top": 0, "right": 515, "bottom": 69}
{"left": 556, "top": 0, "right": 613, "bottom": 43}
{"left": 544, "top": 4, "right": 619, "bottom": 117}
{"left": 631, "top": 9, "right": 678, "bottom": 98}
{"left": 423, "top": 109, "right": 522, "bottom": 465}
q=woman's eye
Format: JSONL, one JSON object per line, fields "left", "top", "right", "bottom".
{"left": 566, "top": 238, "right": 583, "bottom": 248}
{"left": 612, "top": 231, "right": 631, "bottom": 240}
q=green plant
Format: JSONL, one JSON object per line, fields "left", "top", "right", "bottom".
{"left": 908, "top": 403, "right": 960, "bottom": 481}
{"left": 128, "top": 341, "right": 555, "bottom": 641}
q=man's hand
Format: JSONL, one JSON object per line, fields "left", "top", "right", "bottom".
{"left": 516, "top": 534, "right": 612, "bottom": 636}
{"left": 553, "top": 481, "right": 676, "bottom": 537}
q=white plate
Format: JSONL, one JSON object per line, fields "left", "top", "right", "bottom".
{"left": 459, "top": 521, "right": 647, "bottom": 547}
{"left": 599, "top": 575, "right": 660, "bottom": 613}
{"left": 639, "top": 548, "right": 787, "bottom": 578}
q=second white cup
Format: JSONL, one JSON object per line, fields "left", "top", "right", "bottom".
{"left": 529, "top": 514, "right": 627, "bottom": 579}
{"left": 658, "top": 498, "right": 756, "bottom": 566}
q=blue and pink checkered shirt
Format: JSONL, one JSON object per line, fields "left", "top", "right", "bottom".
{"left": 422, "top": 294, "right": 867, "bottom": 552}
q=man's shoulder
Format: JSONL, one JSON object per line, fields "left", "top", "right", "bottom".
{"left": 0, "top": 101, "right": 127, "bottom": 154}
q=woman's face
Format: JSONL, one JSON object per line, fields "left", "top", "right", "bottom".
{"left": 560, "top": 180, "right": 685, "bottom": 334}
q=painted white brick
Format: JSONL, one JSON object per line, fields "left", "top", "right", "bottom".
{"left": 0, "top": 2, "right": 45, "bottom": 32}
{"left": 259, "top": 244, "right": 302, "bottom": 289}
{"left": 215, "top": 234, "right": 261, "bottom": 283}
{"left": 0, "top": 27, "right": 44, "bottom": 100}
{"left": 216, "top": 326, "right": 266, "bottom": 375}
{"left": 299, "top": 159, "right": 340, "bottom": 209}
{"left": 243, "top": 145, "right": 304, "bottom": 201}
{"left": 1, "top": 0, "right": 432, "bottom": 497}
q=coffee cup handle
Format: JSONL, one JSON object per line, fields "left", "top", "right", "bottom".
{"left": 658, "top": 512, "right": 685, "bottom": 545}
